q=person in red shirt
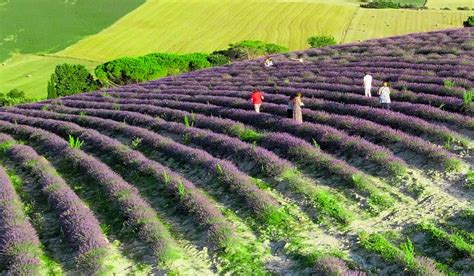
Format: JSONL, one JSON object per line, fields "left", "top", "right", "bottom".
{"left": 250, "top": 90, "right": 264, "bottom": 113}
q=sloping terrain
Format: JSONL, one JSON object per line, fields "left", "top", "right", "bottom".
{"left": 1, "top": 0, "right": 472, "bottom": 98}
{"left": 0, "top": 28, "right": 473, "bottom": 275}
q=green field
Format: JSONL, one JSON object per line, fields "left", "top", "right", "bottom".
{"left": 0, "top": 0, "right": 472, "bottom": 98}
{"left": 426, "top": 0, "right": 474, "bottom": 9}
{"left": 0, "top": 0, "right": 144, "bottom": 62}
{"left": 0, "top": 54, "right": 99, "bottom": 99}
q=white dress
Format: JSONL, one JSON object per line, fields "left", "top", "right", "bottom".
{"left": 379, "top": 87, "right": 391, "bottom": 103}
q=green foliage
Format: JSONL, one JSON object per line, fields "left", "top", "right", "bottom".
{"left": 213, "top": 40, "right": 288, "bottom": 61}
{"left": 95, "top": 53, "right": 212, "bottom": 85}
{"left": 0, "top": 89, "right": 32, "bottom": 106}
{"left": 462, "top": 89, "right": 474, "bottom": 112}
{"left": 351, "top": 173, "right": 394, "bottom": 213}
{"left": 399, "top": 238, "right": 415, "bottom": 267}
{"left": 361, "top": 0, "right": 425, "bottom": 9}
{"left": 464, "top": 16, "right": 474, "bottom": 27}
{"left": 6, "top": 89, "right": 25, "bottom": 99}
{"left": 131, "top": 137, "right": 142, "bottom": 148}
{"left": 176, "top": 181, "right": 186, "bottom": 200}
{"left": 183, "top": 115, "right": 192, "bottom": 128}
{"left": 311, "top": 138, "right": 320, "bottom": 148}
{"left": 443, "top": 157, "right": 463, "bottom": 172}
{"left": 207, "top": 53, "right": 231, "bottom": 66}
{"left": 443, "top": 79, "right": 456, "bottom": 88}
{"left": 240, "top": 129, "right": 265, "bottom": 142}
{"left": 68, "top": 135, "right": 84, "bottom": 149}
{"left": 47, "top": 64, "right": 99, "bottom": 99}
{"left": 307, "top": 35, "right": 337, "bottom": 48}
{"left": 466, "top": 170, "right": 474, "bottom": 189}
{"left": 418, "top": 222, "right": 474, "bottom": 258}
{"left": 359, "top": 232, "right": 403, "bottom": 263}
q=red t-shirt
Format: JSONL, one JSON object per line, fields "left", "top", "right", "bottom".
{"left": 251, "top": 92, "right": 264, "bottom": 104}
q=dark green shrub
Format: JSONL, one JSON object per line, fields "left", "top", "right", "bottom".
{"left": 95, "top": 56, "right": 166, "bottom": 85}
{"left": 207, "top": 53, "right": 230, "bottom": 66}
{"left": 213, "top": 40, "right": 288, "bottom": 61}
{"left": 0, "top": 89, "right": 33, "bottom": 106}
{"left": 48, "top": 63, "right": 99, "bottom": 99}
{"left": 361, "top": 0, "right": 424, "bottom": 9}
{"left": 361, "top": 0, "right": 400, "bottom": 9}
{"left": 95, "top": 53, "right": 211, "bottom": 85}
{"left": 464, "top": 16, "right": 474, "bottom": 27}
{"left": 307, "top": 35, "right": 337, "bottom": 48}
{"left": 6, "top": 88, "right": 25, "bottom": 99}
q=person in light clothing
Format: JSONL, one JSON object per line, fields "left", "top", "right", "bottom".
{"left": 378, "top": 82, "right": 391, "bottom": 110}
{"left": 292, "top": 93, "right": 304, "bottom": 124}
{"left": 250, "top": 89, "right": 264, "bottom": 113}
{"left": 264, "top": 57, "right": 274, "bottom": 67}
{"left": 363, "top": 72, "right": 373, "bottom": 97}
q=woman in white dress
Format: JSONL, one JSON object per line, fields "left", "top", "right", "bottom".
{"left": 378, "top": 82, "right": 391, "bottom": 110}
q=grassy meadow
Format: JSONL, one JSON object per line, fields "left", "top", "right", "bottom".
{"left": 0, "top": 0, "right": 472, "bottom": 98}
{"left": 0, "top": 55, "right": 99, "bottom": 99}
{"left": 0, "top": 0, "right": 144, "bottom": 62}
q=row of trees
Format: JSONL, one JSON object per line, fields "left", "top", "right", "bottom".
{"left": 47, "top": 36, "right": 336, "bottom": 99}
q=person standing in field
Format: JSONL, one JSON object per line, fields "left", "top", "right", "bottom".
{"left": 293, "top": 92, "right": 304, "bottom": 124}
{"left": 378, "top": 81, "right": 391, "bottom": 110}
{"left": 290, "top": 54, "right": 304, "bottom": 63}
{"left": 363, "top": 72, "right": 373, "bottom": 97}
{"left": 264, "top": 57, "right": 274, "bottom": 67}
{"left": 287, "top": 95, "right": 295, "bottom": 118}
{"left": 250, "top": 89, "right": 264, "bottom": 113}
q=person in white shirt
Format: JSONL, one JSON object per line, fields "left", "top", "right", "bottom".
{"left": 363, "top": 72, "right": 373, "bottom": 97}
{"left": 264, "top": 57, "right": 274, "bottom": 67}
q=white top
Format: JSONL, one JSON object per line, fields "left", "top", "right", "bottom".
{"left": 363, "top": 75, "right": 372, "bottom": 87}
{"left": 264, "top": 60, "right": 274, "bottom": 67}
{"left": 379, "top": 87, "right": 391, "bottom": 103}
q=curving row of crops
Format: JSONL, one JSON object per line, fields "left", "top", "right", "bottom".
{"left": 0, "top": 28, "right": 473, "bottom": 274}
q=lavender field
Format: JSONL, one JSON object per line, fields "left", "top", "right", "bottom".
{"left": 0, "top": 28, "right": 473, "bottom": 275}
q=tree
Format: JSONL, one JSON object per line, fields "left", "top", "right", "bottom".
{"left": 48, "top": 64, "right": 99, "bottom": 99}
{"left": 6, "top": 89, "right": 25, "bottom": 99}
{"left": 464, "top": 16, "right": 474, "bottom": 27}
{"left": 94, "top": 53, "right": 212, "bottom": 85}
{"left": 0, "top": 89, "right": 27, "bottom": 106}
{"left": 207, "top": 53, "right": 230, "bottom": 66}
{"left": 213, "top": 40, "right": 288, "bottom": 61}
{"left": 307, "top": 35, "right": 337, "bottom": 48}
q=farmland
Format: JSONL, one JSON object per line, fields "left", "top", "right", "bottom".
{"left": 1, "top": 0, "right": 472, "bottom": 99}
{"left": 0, "top": 28, "right": 473, "bottom": 275}
{"left": 0, "top": 0, "right": 144, "bottom": 61}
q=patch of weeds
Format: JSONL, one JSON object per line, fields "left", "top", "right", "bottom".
{"left": 417, "top": 222, "right": 474, "bottom": 258}
{"left": 68, "top": 135, "right": 84, "bottom": 149}
{"left": 131, "top": 137, "right": 142, "bottom": 148}
{"left": 443, "top": 157, "right": 463, "bottom": 172}
{"left": 443, "top": 79, "right": 456, "bottom": 89}
{"left": 465, "top": 170, "right": 474, "bottom": 189}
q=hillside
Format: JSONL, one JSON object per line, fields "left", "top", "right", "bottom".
{"left": 0, "top": 0, "right": 144, "bottom": 61}
{"left": 1, "top": 0, "right": 472, "bottom": 98}
{"left": 0, "top": 28, "right": 472, "bottom": 275}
